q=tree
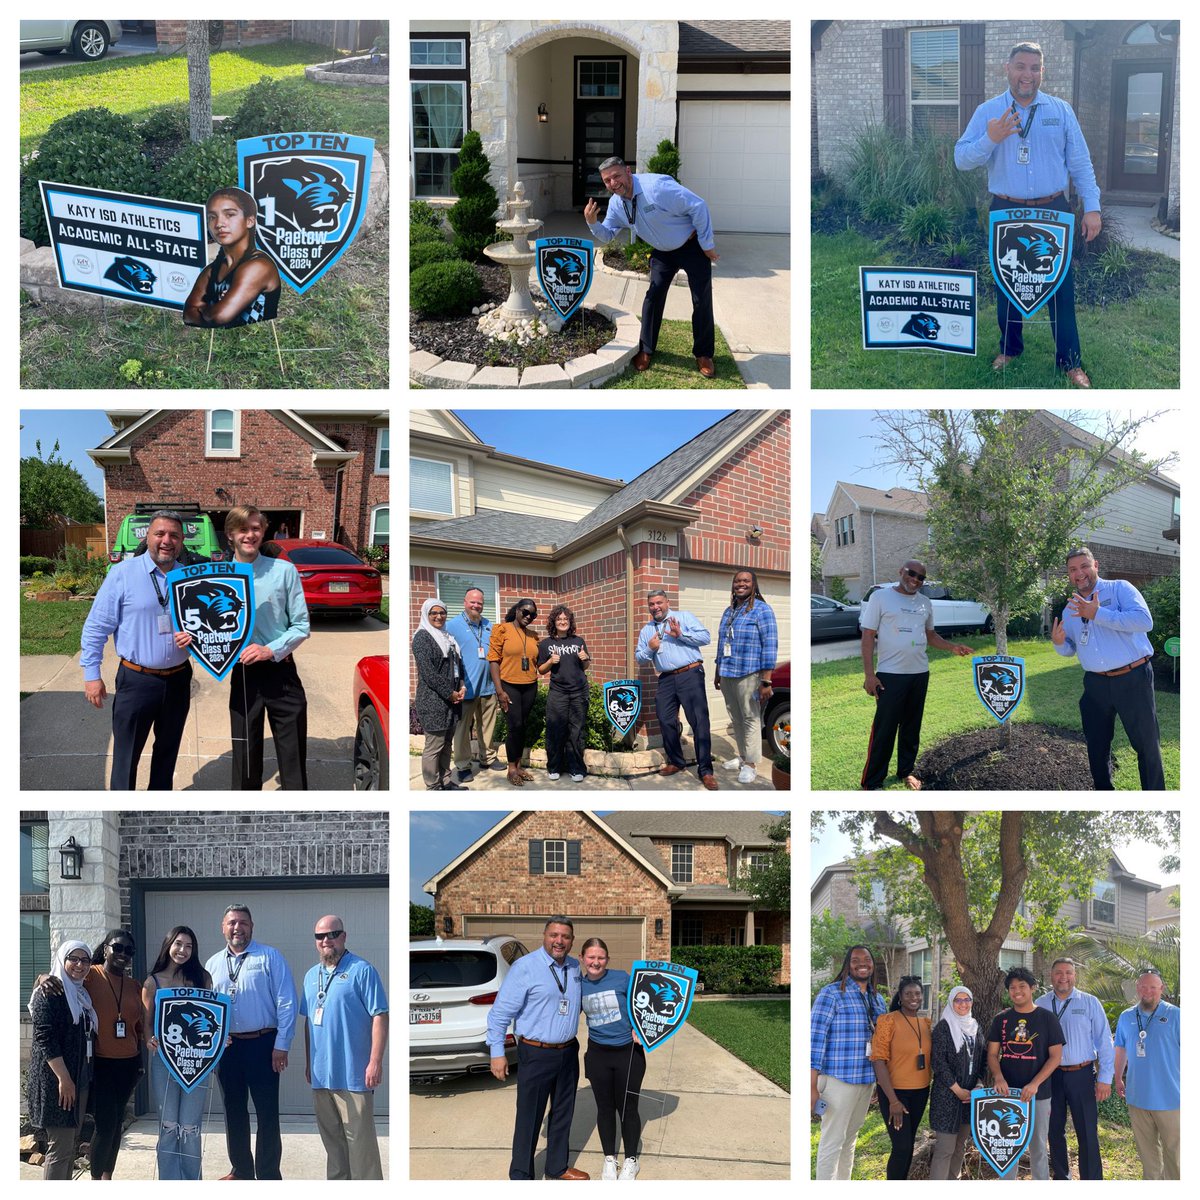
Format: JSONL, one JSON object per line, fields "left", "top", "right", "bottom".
{"left": 810, "top": 909, "right": 868, "bottom": 977}
{"left": 810, "top": 535, "right": 823, "bottom": 586}
{"left": 185, "top": 21, "right": 212, "bottom": 144}
{"left": 870, "top": 410, "right": 1178, "bottom": 655}
{"left": 813, "top": 810, "right": 1178, "bottom": 1027}
{"left": 20, "top": 441, "right": 103, "bottom": 528}
{"left": 410, "top": 901, "right": 435, "bottom": 937}
{"left": 447, "top": 131, "right": 501, "bottom": 261}
{"left": 647, "top": 138, "right": 681, "bottom": 181}
{"left": 737, "top": 814, "right": 790, "bottom": 909}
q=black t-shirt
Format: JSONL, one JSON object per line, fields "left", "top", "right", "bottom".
{"left": 987, "top": 1006, "right": 1065, "bottom": 1099}
{"left": 537, "top": 635, "right": 589, "bottom": 691}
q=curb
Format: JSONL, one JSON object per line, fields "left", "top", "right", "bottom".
{"left": 595, "top": 248, "right": 687, "bottom": 286}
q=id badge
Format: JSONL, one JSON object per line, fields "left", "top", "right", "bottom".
{"left": 521, "top": 657, "right": 530, "bottom": 671}
{"left": 917, "top": 1053, "right": 927, "bottom": 1070}
{"left": 1136, "top": 1041, "right": 1146, "bottom": 1057}
{"left": 1017, "top": 143, "right": 1030, "bottom": 165}
{"left": 228, "top": 985, "right": 237, "bottom": 997}
{"left": 723, "top": 642, "right": 733, "bottom": 657}
{"left": 115, "top": 1020, "right": 127, "bottom": 1039}
{"left": 158, "top": 614, "right": 172, "bottom": 634}
{"left": 866, "top": 1038, "right": 874, "bottom": 1058}
{"left": 558, "top": 999, "right": 570, "bottom": 1017}
{"left": 478, "top": 646, "right": 486, "bottom": 659}
{"left": 313, "top": 1007, "right": 323, "bottom": 1027}
{"left": 86, "top": 1036, "right": 93, "bottom": 1062}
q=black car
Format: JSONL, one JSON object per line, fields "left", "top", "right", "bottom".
{"left": 811, "top": 594, "right": 862, "bottom": 642}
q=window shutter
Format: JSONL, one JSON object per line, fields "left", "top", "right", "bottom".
{"left": 567, "top": 841, "right": 581, "bottom": 875}
{"left": 529, "top": 840, "right": 544, "bottom": 875}
{"left": 883, "top": 28, "right": 906, "bottom": 135}
{"left": 959, "top": 23, "right": 985, "bottom": 134}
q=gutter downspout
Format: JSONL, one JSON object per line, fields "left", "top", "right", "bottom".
{"left": 616, "top": 524, "right": 635, "bottom": 678}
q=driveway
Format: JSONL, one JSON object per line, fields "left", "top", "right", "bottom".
{"left": 409, "top": 1020, "right": 790, "bottom": 1179}
{"left": 19, "top": 615, "right": 388, "bottom": 790}
{"left": 812, "top": 636, "right": 861, "bottom": 664}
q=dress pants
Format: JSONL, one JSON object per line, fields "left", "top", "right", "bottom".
{"left": 1049, "top": 1064, "right": 1103, "bottom": 1179}
{"left": 229, "top": 657, "right": 308, "bottom": 790}
{"left": 860, "top": 670, "right": 929, "bottom": 789}
{"left": 510, "top": 1037, "right": 580, "bottom": 1179}
{"left": 421, "top": 727, "right": 454, "bottom": 789}
{"left": 640, "top": 234, "right": 715, "bottom": 358}
{"left": 655, "top": 665, "right": 713, "bottom": 778}
{"left": 89, "top": 1054, "right": 141, "bottom": 1178}
{"left": 217, "top": 1033, "right": 282, "bottom": 1179}
{"left": 930, "top": 1122, "right": 972, "bottom": 1180}
{"left": 453, "top": 692, "right": 499, "bottom": 768}
{"left": 313, "top": 1088, "right": 383, "bottom": 1179}
{"left": 1079, "top": 662, "right": 1165, "bottom": 790}
{"left": 814, "top": 1074, "right": 874, "bottom": 1179}
{"left": 720, "top": 671, "right": 764, "bottom": 764}
{"left": 42, "top": 1082, "right": 89, "bottom": 1179}
{"left": 110, "top": 662, "right": 191, "bottom": 790}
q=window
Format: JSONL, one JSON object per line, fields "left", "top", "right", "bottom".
{"left": 411, "top": 456, "right": 454, "bottom": 514}
{"left": 369, "top": 504, "right": 389, "bottom": 547}
{"left": 858, "top": 879, "right": 887, "bottom": 915}
{"left": 672, "top": 843, "right": 694, "bottom": 883}
{"left": 748, "top": 852, "right": 772, "bottom": 871}
{"left": 544, "top": 840, "right": 567, "bottom": 875}
{"left": 835, "top": 514, "right": 855, "bottom": 546}
{"left": 374, "top": 427, "right": 389, "bottom": 474}
{"left": 528, "top": 839, "right": 580, "bottom": 875}
{"left": 206, "top": 409, "right": 240, "bottom": 457}
{"left": 909, "top": 27, "right": 960, "bottom": 140}
{"left": 577, "top": 59, "right": 624, "bottom": 99}
{"left": 411, "top": 81, "right": 467, "bottom": 197}
{"left": 21, "top": 912, "right": 50, "bottom": 1013}
{"left": 21, "top": 821, "right": 49, "bottom": 895}
{"left": 1091, "top": 878, "right": 1117, "bottom": 925}
{"left": 436, "top": 572, "right": 500, "bottom": 622}
{"left": 1125, "top": 22, "right": 1171, "bottom": 45}
{"left": 999, "top": 948, "right": 1026, "bottom": 971}
{"left": 676, "top": 916, "right": 703, "bottom": 946}
{"left": 909, "top": 947, "right": 932, "bottom": 1010}
{"left": 410, "top": 38, "right": 465, "bottom": 67}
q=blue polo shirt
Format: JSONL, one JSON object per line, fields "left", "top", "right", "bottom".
{"left": 445, "top": 612, "right": 495, "bottom": 698}
{"left": 1115, "top": 1000, "right": 1180, "bottom": 1110}
{"left": 299, "top": 950, "right": 388, "bottom": 1092}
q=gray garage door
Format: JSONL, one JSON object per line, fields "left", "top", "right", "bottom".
{"left": 462, "top": 915, "right": 645, "bottom": 973}
{"left": 143, "top": 885, "right": 389, "bottom": 1116}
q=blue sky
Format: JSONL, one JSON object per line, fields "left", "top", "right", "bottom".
{"left": 452, "top": 409, "right": 735, "bottom": 482}
{"left": 20, "top": 410, "right": 114, "bottom": 494}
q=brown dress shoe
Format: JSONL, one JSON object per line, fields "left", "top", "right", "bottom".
{"left": 658, "top": 764, "right": 684, "bottom": 777}
{"left": 696, "top": 356, "right": 716, "bottom": 377}
{"left": 701, "top": 773, "right": 718, "bottom": 790}
{"left": 1065, "top": 367, "right": 1092, "bottom": 388}
{"left": 550, "top": 1167, "right": 591, "bottom": 1180}
{"left": 992, "top": 353, "right": 1019, "bottom": 370}
{"left": 633, "top": 350, "right": 652, "bottom": 371}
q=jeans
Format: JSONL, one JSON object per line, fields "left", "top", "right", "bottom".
{"left": 152, "top": 1053, "right": 208, "bottom": 1179}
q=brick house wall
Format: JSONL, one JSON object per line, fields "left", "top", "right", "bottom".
{"left": 1085, "top": 540, "right": 1180, "bottom": 589}
{"left": 820, "top": 500, "right": 933, "bottom": 602}
{"left": 153, "top": 21, "right": 290, "bottom": 50}
{"left": 649, "top": 836, "right": 728, "bottom": 886}
{"left": 433, "top": 811, "right": 672, "bottom": 962}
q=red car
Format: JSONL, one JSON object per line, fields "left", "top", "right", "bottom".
{"left": 353, "top": 655, "right": 389, "bottom": 790}
{"left": 270, "top": 539, "right": 383, "bottom": 617}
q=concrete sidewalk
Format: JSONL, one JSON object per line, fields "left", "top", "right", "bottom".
{"left": 1104, "top": 204, "right": 1179, "bottom": 260}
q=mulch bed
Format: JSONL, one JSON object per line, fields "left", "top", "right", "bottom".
{"left": 597, "top": 243, "right": 649, "bottom": 277}
{"left": 915, "top": 723, "right": 1111, "bottom": 790}
{"left": 326, "top": 57, "right": 389, "bottom": 76}
{"left": 410, "top": 261, "right": 616, "bottom": 369}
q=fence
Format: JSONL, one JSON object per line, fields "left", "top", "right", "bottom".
{"left": 20, "top": 524, "right": 107, "bottom": 560}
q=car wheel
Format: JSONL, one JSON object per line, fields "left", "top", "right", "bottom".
{"left": 983, "top": 614, "right": 994, "bottom": 634}
{"left": 353, "top": 704, "right": 389, "bottom": 790}
{"left": 72, "top": 23, "right": 110, "bottom": 60}
{"left": 762, "top": 700, "right": 790, "bottom": 757}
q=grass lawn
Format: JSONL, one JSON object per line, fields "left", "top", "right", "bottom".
{"left": 811, "top": 636, "right": 1180, "bottom": 791}
{"left": 21, "top": 586, "right": 93, "bottom": 656}
{"left": 810, "top": 1104, "right": 1145, "bottom": 1179}
{"left": 379, "top": 596, "right": 389, "bottom": 623}
{"left": 686, "top": 1000, "right": 790, "bottom": 1091}
{"left": 600, "top": 320, "right": 746, "bottom": 388}
{"left": 812, "top": 230, "right": 1180, "bottom": 389}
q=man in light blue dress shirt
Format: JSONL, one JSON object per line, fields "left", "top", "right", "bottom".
{"left": 635, "top": 589, "right": 717, "bottom": 788}
{"left": 487, "top": 917, "right": 588, "bottom": 1179}
{"left": 954, "top": 42, "right": 1100, "bottom": 387}
{"left": 585, "top": 156, "right": 720, "bottom": 378}
{"left": 205, "top": 904, "right": 297, "bottom": 1180}
{"left": 80, "top": 511, "right": 194, "bottom": 789}
{"left": 1051, "top": 546, "right": 1164, "bottom": 789}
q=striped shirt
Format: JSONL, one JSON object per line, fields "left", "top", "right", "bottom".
{"left": 811, "top": 980, "right": 889, "bottom": 1084}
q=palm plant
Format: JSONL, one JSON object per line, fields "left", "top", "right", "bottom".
{"left": 1055, "top": 924, "right": 1179, "bottom": 1004}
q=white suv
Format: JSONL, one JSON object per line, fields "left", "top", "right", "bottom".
{"left": 863, "top": 582, "right": 992, "bottom": 636}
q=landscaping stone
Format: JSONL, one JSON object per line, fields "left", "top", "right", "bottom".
{"left": 564, "top": 352, "right": 612, "bottom": 387}
{"left": 424, "top": 360, "right": 479, "bottom": 387}
{"left": 470, "top": 365, "right": 521, "bottom": 388}
{"left": 517, "top": 364, "right": 570, "bottom": 388}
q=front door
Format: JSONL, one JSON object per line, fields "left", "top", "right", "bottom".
{"left": 573, "top": 101, "right": 624, "bottom": 209}
{"left": 1108, "top": 61, "right": 1174, "bottom": 192}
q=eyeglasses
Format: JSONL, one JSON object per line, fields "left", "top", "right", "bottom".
{"left": 952, "top": 997, "right": 973, "bottom": 1005}
{"left": 904, "top": 568, "right": 927, "bottom": 582}
{"left": 314, "top": 930, "right": 345, "bottom": 941}
{"left": 429, "top": 610, "right": 447, "bottom": 618}
{"left": 65, "top": 955, "right": 91, "bottom": 965}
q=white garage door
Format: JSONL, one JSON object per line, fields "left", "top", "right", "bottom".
{"left": 463, "top": 916, "right": 645, "bottom": 974}
{"left": 678, "top": 566, "right": 791, "bottom": 736}
{"left": 142, "top": 886, "right": 389, "bottom": 1116}
{"left": 678, "top": 100, "right": 790, "bottom": 234}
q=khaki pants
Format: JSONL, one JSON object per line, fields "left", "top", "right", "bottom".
{"left": 720, "top": 672, "right": 763, "bottom": 764}
{"left": 929, "top": 1122, "right": 971, "bottom": 1180}
{"left": 1128, "top": 1105, "right": 1180, "bottom": 1179}
{"left": 421, "top": 729, "right": 453, "bottom": 789}
{"left": 814, "top": 1074, "right": 873, "bottom": 1179}
{"left": 313, "top": 1088, "right": 383, "bottom": 1179}
{"left": 42, "top": 1083, "right": 88, "bottom": 1180}
{"left": 453, "top": 693, "right": 499, "bottom": 768}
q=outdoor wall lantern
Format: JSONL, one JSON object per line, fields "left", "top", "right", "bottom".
{"left": 443, "top": 915, "right": 453, "bottom": 934}
{"left": 537, "top": 103, "right": 549, "bottom": 123}
{"left": 747, "top": 525, "right": 764, "bottom": 540}
{"left": 59, "top": 836, "right": 84, "bottom": 880}
{"left": 655, "top": 918, "right": 663, "bottom": 937}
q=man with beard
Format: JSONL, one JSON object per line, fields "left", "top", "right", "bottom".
{"left": 859, "top": 560, "right": 972, "bottom": 790}
{"left": 1051, "top": 546, "right": 1164, "bottom": 790}
{"left": 81, "top": 511, "right": 195, "bottom": 789}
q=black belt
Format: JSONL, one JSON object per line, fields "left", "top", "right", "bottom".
{"left": 519, "top": 1036, "right": 576, "bottom": 1049}
{"left": 230, "top": 1027, "right": 278, "bottom": 1040}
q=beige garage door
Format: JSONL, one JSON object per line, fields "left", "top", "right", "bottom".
{"left": 143, "top": 886, "right": 389, "bottom": 1116}
{"left": 462, "top": 915, "right": 645, "bottom": 974}
{"left": 678, "top": 566, "right": 791, "bottom": 735}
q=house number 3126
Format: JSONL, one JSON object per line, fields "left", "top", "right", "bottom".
{"left": 646, "top": 529, "right": 669, "bottom": 542}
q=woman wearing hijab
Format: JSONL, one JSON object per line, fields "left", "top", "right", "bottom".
{"left": 871, "top": 975, "right": 932, "bottom": 1179}
{"left": 488, "top": 598, "right": 541, "bottom": 787}
{"left": 27, "top": 940, "right": 97, "bottom": 1179}
{"left": 929, "top": 985, "right": 987, "bottom": 1179}
{"left": 412, "top": 598, "right": 466, "bottom": 790}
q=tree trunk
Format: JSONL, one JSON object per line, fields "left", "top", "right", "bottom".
{"left": 995, "top": 602, "right": 1010, "bottom": 656}
{"left": 185, "top": 21, "right": 213, "bottom": 144}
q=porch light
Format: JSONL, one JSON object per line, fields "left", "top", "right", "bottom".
{"left": 59, "top": 836, "right": 84, "bottom": 880}
{"left": 443, "top": 915, "right": 453, "bottom": 934}
{"left": 655, "top": 918, "right": 663, "bottom": 937}
{"left": 537, "top": 103, "right": 549, "bottom": 123}
{"left": 747, "top": 525, "right": 763, "bottom": 540}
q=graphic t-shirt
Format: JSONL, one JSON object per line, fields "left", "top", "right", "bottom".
{"left": 580, "top": 968, "right": 634, "bottom": 1047}
{"left": 537, "top": 635, "right": 590, "bottom": 692}
{"left": 987, "top": 1005, "right": 1065, "bottom": 1099}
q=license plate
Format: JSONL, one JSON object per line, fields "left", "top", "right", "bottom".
{"left": 410, "top": 1007, "right": 441, "bottom": 1025}
{"left": 329, "top": 582, "right": 350, "bottom": 593}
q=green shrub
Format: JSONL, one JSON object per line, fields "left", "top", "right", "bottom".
{"left": 227, "top": 77, "right": 338, "bottom": 141}
{"left": 941, "top": 235, "right": 973, "bottom": 267}
{"left": 410, "top": 223, "right": 446, "bottom": 245}
{"left": 825, "top": 576, "right": 849, "bottom": 603}
{"left": 1097, "top": 241, "right": 1133, "bottom": 279}
{"left": 647, "top": 138, "right": 681, "bottom": 181}
{"left": 136, "top": 104, "right": 190, "bottom": 146}
{"left": 410, "top": 259, "right": 483, "bottom": 317}
{"left": 157, "top": 134, "right": 238, "bottom": 208}
{"left": 21, "top": 556, "right": 57, "bottom": 577}
{"left": 494, "top": 682, "right": 625, "bottom": 754}
{"left": 901, "top": 201, "right": 951, "bottom": 246}
{"left": 447, "top": 131, "right": 501, "bottom": 261}
{"left": 409, "top": 200, "right": 443, "bottom": 228}
{"left": 860, "top": 192, "right": 902, "bottom": 223}
{"left": 669, "top": 945, "right": 784, "bottom": 994}
{"left": 410, "top": 241, "right": 460, "bottom": 270}
{"left": 1142, "top": 571, "right": 1180, "bottom": 657}
{"left": 51, "top": 544, "right": 108, "bottom": 596}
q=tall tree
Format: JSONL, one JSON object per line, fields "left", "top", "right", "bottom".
{"left": 813, "top": 810, "right": 1178, "bottom": 1027}
{"left": 186, "top": 21, "right": 213, "bottom": 144}
{"left": 737, "top": 814, "right": 790, "bottom": 910}
{"left": 870, "top": 410, "right": 1177, "bottom": 654}
{"left": 20, "top": 441, "right": 103, "bottom": 527}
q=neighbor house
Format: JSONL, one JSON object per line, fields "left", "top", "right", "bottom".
{"left": 410, "top": 20, "right": 790, "bottom": 232}
{"left": 423, "top": 809, "right": 790, "bottom": 983}
{"left": 812, "top": 20, "right": 1180, "bottom": 225}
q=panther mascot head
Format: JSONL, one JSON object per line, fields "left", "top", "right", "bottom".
{"left": 542, "top": 250, "right": 585, "bottom": 290}
{"left": 979, "top": 665, "right": 1018, "bottom": 699}
{"left": 1000, "top": 225, "right": 1061, "bottom": 275}
{"left": 181, "top": 581, "right": 245, "bottom": 633}
{"left": 104, "top": 256, "right": 157, "bottom": 294}
{"left": 902, "top": 312, "right": 940, "bottom": 341}
{"left": 254, "top": 159, "right": 351, "bottom": 233}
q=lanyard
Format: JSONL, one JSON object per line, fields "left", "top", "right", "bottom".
{"left": 465, "top": 618, "right": 486, "bottom": 651}
{"left": 227, "top": 952, "right": 248, "bottom": 988}
{"left": 103, "top": 971, "right": 125, "bottom": 1015}
{"left": 149, "top": 568, "right": 169, "bottom": 611}
{"left": 858, "top": 985, "right": 879, "bottom": 1034}
{"left": 1052, "top": 993, "right": 1071, "bottom": 1021}
{"left": 623, "top": 190, "right": 638, "bottom": 230}
{"left": 510, "top": 623, "right": 535, "bottom": 661}
{"left": 318, "top": 954, "right": 346, "bottom": 1003}
{"left": 548, "top": 960, "right": 567, "bottom": 995}
{"left": 1010, "top": 99, "right": 1039, "bottom": 140}
{"left": 900, "top": 1011, "right": 924, "bottom": 1052}
{"left": 1135, "top": 1004, "right": 1160, "bottom": 1039}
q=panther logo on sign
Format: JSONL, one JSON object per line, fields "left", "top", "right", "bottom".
{"left": 989, "top": 209, "right": 1075, "bottom": 317}
{"left": 603, "top": 679, "right": 641, "bottom": 735}
{"left": 627, "top": 961, "right": 699, "bottom": 1052}
{"left": 104, "top": 256, "right": 157, "bottom": 294}
{"left": 972, "top": 655, "right": 1026, "bottom": 724}
{"left": 970, "top": 1088, "right": 1034, "bottom": 1178}
{"left": 154, "top": 988, "right": 231, "bottom": 1093}
{"left": 902, "top": 311, "right": 940, "bottom": 341}
{"left": 166, "top": 561, "right": 256, "bottom": 682}
{"left": 535, "top": 237, "right": 594, "bottom": 322}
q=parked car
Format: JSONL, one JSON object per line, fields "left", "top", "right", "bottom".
{"left": 270, "top": 539, "right": 383, "bottom": 616}
{"left": 410, "top": 935, "right": 529, "bottom": 1084}
{"left": 862, "top": 582, "right": 992, "bottom": 635}
{"left": 761, "top": 660, "right": 790, "bottom": 757}
{"left": 353, "top": 655, "right": 389, "bottom": 791}
{"left": 108, "top": 506, "right": 225, "bottom": 567}
{"left": 811, "top": 594, "right": 862, "bottom": 641}
{"left": 20, "top": 20, "right": 122, "bottom": 60}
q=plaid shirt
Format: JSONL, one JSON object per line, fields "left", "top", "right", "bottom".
{"left": 715, "top": 600, "right": 778, "bottom": 680}
{"left": 811, "top": 980, "right": 888, "bottom": 1084}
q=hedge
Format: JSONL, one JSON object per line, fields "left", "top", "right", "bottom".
{"left": 669, "top": 944, "right": 784, "bottom": 994}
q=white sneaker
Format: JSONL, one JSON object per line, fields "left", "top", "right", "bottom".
{"left": 602, "top": 1156, "right": 618, "bottom": 1181}
{"left": 722, "top": 757, "right": 741, "bottom": 771}
{"left": 548, "top": 772, "right": 561, "bottom": 781}
{"left": 737, "top": 764, "right": 758, "bottom": 784}
{"left": 618, "top": 1157, "right": 639, "bottom": 1180}
{"left": 571, "top": 773, "right": 585, "bottom": 783}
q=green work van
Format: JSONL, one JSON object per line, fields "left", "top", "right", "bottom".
{"left": 108, "top": 503, "right": 226, "bottom": 567}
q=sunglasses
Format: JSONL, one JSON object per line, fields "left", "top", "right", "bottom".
{"left": 904, "top": 568, "right": 927, "bottom": 582}
{"left": 108, "top": 944, "right": 134, "bottom": 955}
{"left": 314, "top": 930, "right": 345, "bottom": 941}
{"left": 519, "top": 609, "right": 537, "bottom": 618}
